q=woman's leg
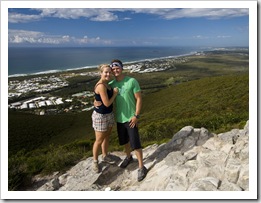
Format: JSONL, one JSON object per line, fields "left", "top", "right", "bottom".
{"left": 101, "top": 127, "right": 113, "bottom": 157}
{"left": 93, "top": 131, "right": 106, "bottom": 161}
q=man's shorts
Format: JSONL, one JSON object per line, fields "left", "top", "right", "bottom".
{"left": 117, "top": 122, "right": 142, "bottom": 150}
{"left": 92, "top": 111, "right": 114, "bottom": 132}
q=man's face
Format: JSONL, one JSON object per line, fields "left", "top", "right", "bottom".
{"left": 111, "top": 66, "right": 122, "bottom": 77}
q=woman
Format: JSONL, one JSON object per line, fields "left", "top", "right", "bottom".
{"left": 91, "top": 64, "right": 118, "bottom": 173}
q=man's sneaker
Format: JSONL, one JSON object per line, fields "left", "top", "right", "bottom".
{"left": 102, "top": 154, "right": 116, "bottom": 164}
{"left": 120, "top": 155, "right": 133, "bottom": 168}
{"left": 137, "top": 166, "right": 148, "bottom": 182}
{"left": 92, "top": 160, "right": 99, "bottom": 173}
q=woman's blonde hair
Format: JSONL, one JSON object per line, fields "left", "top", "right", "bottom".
{"left": 98, "top": 64, "right": 110, "bottom": 73}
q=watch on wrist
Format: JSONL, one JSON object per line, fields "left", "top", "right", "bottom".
{"left": 134, "top": 114, "right": 140, "bottom": 119}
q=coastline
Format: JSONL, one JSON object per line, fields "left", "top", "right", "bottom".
{"left": 8, "top": 46, "right": 248, "bottom": 79}
{"left": 8, "top": 52, "right": 194, "bottom": 78}
{"left": 8, "top": 50, "right": 201, "bottom": 79}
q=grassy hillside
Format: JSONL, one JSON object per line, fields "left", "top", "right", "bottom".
{"left": 8, "top": 73, "right": 249, "bottom": 190}
{"left": 8, "top": 111, "right": 93, "bottom": 155}
{"left": 9, "top": 73, "right": 248, "bottom": 155}
{"left": 139, "top": 73, "right": 248, "bottom": 145}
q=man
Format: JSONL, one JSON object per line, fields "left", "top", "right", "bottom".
{"left": 100, "top": 59, "right": 147, "bottom": 182}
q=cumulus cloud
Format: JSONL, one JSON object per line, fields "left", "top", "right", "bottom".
{"left": 171, "top": 8, "right": 248, "bottom": 19}
{"left": 9, "top": 8, "right": 120, "bottom": 22}
{"left": 7, "top": 8, "right": 248, "bottom": 46}
{"left": 131, "top": 8, "right": 248, "bottom": 20}
{"left": 36, "top": 8, "right": 109, "bottom": 20}
{"left": 8, "top": 12, "right": 42, "bottom": 23}
{"left": 90, "top": 12, "right": 118, "bottom": 21}
{"left": 9, "top": 30, "right": 43, "bottom": 43}
{"left": 8, "top": 8, "right": 249, "bottom": 23}
{"left": 8, "top": 29, "right": 111, "bottom": 45}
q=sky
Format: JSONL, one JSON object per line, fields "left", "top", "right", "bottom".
{"left": 8, "top": 7, "right": 249, "bottom": 47}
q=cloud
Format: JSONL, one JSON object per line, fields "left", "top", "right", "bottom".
{"left": 8, "top": 29, "right": 111, "bottom": 45}
{"left": 217, "top": 35, "right": 231, "bottom": 38}
{"left": 9, "top": 30, "right": 44, "bottom": 43}
{"left": 192, "top": 35, "right": 210, "bottom": 39}
{"left": 74, "top": 35, "right": 112, "bottom": 45}
{"left": 8, "top": 8, "right": 119, "bottom": 23}
{"left": 89, "top": 11, "right": 118, "bottom": 21}
{"left": 8, "top": 12, "right": 42, "bottom": 23}
{"left": 159, "top": 8, "right": 249, "bottom": 20}
{"left": 36, "top": 8, "right": 119, "bottom": 21}
{"left": 8, "top": 8, "right": 249, "bottom": 23}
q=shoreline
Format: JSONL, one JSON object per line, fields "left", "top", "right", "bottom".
{"left": 8, "top": 51, "right": 201, "bottom": 79}
{"left": 8, "top": 47, "right": 249, "bottom": 79}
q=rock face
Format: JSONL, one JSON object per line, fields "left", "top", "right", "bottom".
{"left": 34, "top": 121, "right": 249, "bottom": 191}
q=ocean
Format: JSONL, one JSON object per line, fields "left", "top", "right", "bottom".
{"left": 8, "top": 46, "right": 210, "bottom": 77}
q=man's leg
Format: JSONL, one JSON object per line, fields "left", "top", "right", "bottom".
{"left": 135, "top": 148, "right": 147, "bottom": 182}
{"left": 134, "top": 148, "right": 143, "bottom": 168}
{"left": 124, "top": 142, "right": 132, "bottom": 158}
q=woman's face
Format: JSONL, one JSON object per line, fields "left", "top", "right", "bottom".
{"left": 101, "top": 67, "right": 112, "bottom": 81}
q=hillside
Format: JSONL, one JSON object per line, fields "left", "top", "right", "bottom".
{"left": 139, "top": 73, "right": 248, "bottom": 145}
{"left": 8, "top": 111, "right": 92, "bottom": 155}
{"left": 8, "top": 73, "right": 248, "bottom": 154}
{"left": 8, "top": 73, "right": 249, "bottom": 190}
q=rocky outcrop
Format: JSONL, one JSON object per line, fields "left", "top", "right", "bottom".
{"left": 33, "top": 121, "right": 249, "bottom": 191}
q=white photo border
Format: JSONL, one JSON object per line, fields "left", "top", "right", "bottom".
{"left": 1, "top": 0, "right": 257, "bottom": 200}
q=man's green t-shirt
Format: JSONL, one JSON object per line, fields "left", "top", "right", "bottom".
{"left": 109, "top": 76, "right": 140, "bottom": 123}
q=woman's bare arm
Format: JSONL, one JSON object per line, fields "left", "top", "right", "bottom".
{"left": 96, "top": 84, "right": 118, "bottom": 107}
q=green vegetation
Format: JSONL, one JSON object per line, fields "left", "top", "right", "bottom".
{"left": 140, "top": 74, "right": 248, "bottom": 145}
{"left": 8, "top": 50, "right": 249, "bottom": 190}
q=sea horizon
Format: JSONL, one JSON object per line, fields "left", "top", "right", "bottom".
{"left": 8, "top": 46, "right": 248, "bottom": 78}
